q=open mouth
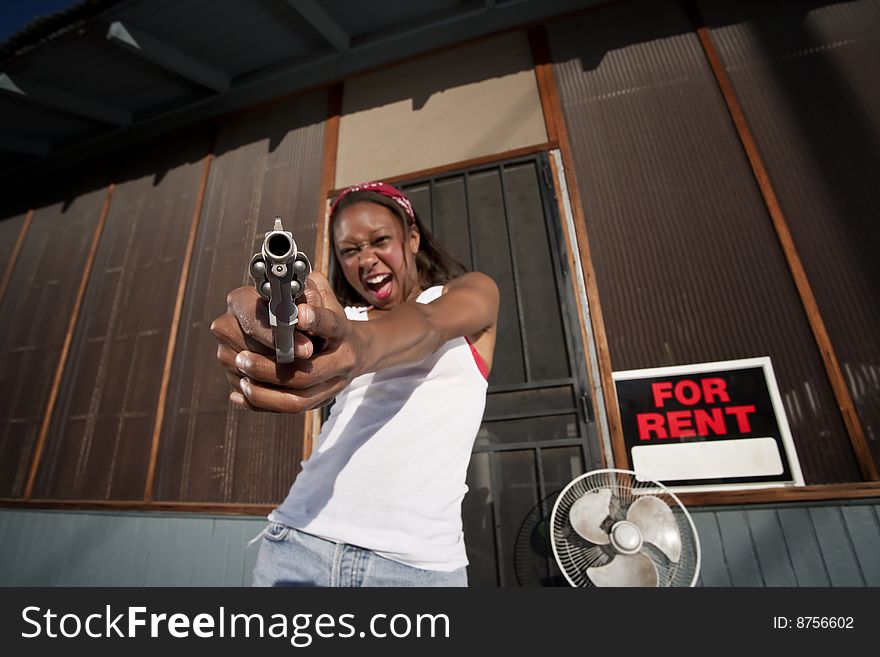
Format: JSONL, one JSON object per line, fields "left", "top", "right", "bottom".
{"left": 364, "top": 272, "right": 393, "bottom": 300}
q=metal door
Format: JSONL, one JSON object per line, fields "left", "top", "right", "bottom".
{"left": 401, "top": 153, "right": 601, "bottom": 586}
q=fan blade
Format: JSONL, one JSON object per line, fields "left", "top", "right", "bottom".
{"left": 568, "top": 489, "right": 612, "bottom": 544}
{"left": 626, "top": 496, "right": 682, "bottom": 563}
{"left": 587, "top": 553, "right": 658, "bottom": 587}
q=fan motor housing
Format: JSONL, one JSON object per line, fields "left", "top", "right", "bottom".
{"left": 609, "top": 521, "right": 643, "bottom": 555}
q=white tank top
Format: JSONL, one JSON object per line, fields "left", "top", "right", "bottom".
{"left": 270, "top": 286, "right": 489, "bottom": 571}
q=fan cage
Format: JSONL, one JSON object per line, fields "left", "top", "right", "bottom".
{"left": 550, "top": 469, "right": 701, "bottom": 587}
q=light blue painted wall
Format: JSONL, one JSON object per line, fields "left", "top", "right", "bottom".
{"left": 1, "top": 500, "right": 878, "bottom": 586}
{"left": 0, "top": 510, "right": 267, "bottom": 586}
{"left": 693, "top": 499, "right": 880, "bottom": 587}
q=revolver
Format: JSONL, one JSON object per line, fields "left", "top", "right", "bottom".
{"left": 249, "top": 217, "right": 311, "bottom": 363}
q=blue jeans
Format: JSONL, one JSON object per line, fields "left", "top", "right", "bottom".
{"left": 251, "top": 522, "right": 468, "bottom": 587}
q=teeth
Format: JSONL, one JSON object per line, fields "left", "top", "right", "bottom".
{"left": 366, "top": 274, "right": 390, "bottom": 284}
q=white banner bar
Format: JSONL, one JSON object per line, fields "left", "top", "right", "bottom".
{"left": 631, "top": 438, "right": 784, "bottom": 482}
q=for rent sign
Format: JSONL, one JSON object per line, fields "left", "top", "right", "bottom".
{"left": 613, "top": 357, "right": 804, "bottom": 491}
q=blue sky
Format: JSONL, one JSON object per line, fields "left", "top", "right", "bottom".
{"left": 1, "top": 1, "right": 82, "bottom": 43}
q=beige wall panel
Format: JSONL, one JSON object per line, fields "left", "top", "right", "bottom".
{"left": 336, "top": 31, "right": 547, "bottom": 187}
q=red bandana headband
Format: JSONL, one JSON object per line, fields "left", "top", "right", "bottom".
{"left": 330, "top": 181, "right": 415, "bottom": 223}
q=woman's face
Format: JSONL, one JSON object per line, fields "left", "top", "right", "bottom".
{"left": 333, "top": 200, "right": 421, "bottom": 309}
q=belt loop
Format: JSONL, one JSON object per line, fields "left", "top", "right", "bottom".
{"left": 329, "top": 542, "right": 343, "bottom": 587}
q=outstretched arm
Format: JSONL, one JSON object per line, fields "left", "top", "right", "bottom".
{"left": 211, "top": 271, "right": 499, "bottom": 413}
{"left": 316, "top": 271, "right": 497, "bottom": 376}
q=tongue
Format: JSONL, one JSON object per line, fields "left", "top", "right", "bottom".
{"left": 366, "top": 275, "right": 393, "bottom": 300}
{"left": 372, "top": 279, "right": 392, "bottom": 300}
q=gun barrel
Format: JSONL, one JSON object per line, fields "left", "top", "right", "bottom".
{"left": 263, "top": 229, "right": 295, "bottom": 264}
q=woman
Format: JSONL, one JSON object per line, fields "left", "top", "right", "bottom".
{"left": 211, "top": 181, "right": 499, "bottom": 586}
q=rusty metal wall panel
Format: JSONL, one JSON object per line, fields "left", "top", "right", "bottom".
{"left": 699, "top": 0, "right": 880, "bottom": 469}
{"left": 546, "top": 0, "right": 861, "bottom": 483}
{"left": 0, "top": 177, "right": 110, "bottom": 497}
{"left": 0, "top": 211, "right": 29, "bottom": 291}
{"left": 31, "top": 131, "right": 212, "bottom": 500}
{"left": 154, "top": 91, "right": 327, "bottom": 504}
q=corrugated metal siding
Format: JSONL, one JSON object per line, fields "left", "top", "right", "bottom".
{"left": 545, "top": 0, "right": 861, "bottom": 483}
{"left": 1, "top": 501, "right": 876, "bottom": 586}
{"left": 699, "top": 0, "right": 880, "bottom": 469}
{"left": 0, "top": 176, "right": 110, "bottom": 497}
{"left": 153, "top": 91, "right": 327, "bottom": 504}
{"left": 0, "top": 210, "right": 28, "bottom": 286}
{"left": 31, "top": 130, "right": 212, "bottom": 500}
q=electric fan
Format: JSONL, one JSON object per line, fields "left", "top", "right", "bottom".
{"left": 550, "top": 469, "right": 700, "bottom": 587}
{"left": 513, "top": 493, "right": 568, "bottom": 587}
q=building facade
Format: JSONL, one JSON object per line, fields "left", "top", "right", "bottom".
{"left": 0, "top": 0, "right": 878, "bottom": 586}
